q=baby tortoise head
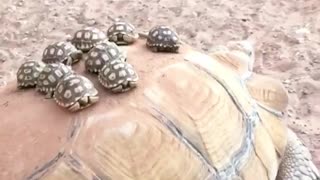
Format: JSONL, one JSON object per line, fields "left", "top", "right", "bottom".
{"left": 16, "top": 61, "right": 45, "bottom": 88}
{"left": 36, "top": 63, "right": 73, "bottom": 98}
{"left": 42, "top": 41, "right": 83, "bottom": 66}
{"left": 98, "top": 60, "right": 139, "bottom": 93}
{"left": 70, "top": 27, "right": 107, "bottom": 53}
{"left": 107, "top": 21, "right": 139, "bottom": 45}
{"left": 226, "top": 40, "right": 255, "bottom": 78}
{"left": 227, "top": 40, "right": 255, "bottom": 61}
{"left": 54, "top": 74, "right": 99, "bottom": 112}
{"left": 146, "top": 25, "right": 180, "bottom": 53}
{"left": 85, "top": 41, "right": 127, "bottom": 74}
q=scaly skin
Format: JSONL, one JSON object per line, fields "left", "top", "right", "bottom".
{"left": 276, "top": 129, "right": 320, "bottom": 180}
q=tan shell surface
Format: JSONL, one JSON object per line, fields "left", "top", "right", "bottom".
{"left": 0, "top": 39, "right": 287, "bottom": 180}
{"left": 209, "top": 45, "right": 289, "bottom": 113}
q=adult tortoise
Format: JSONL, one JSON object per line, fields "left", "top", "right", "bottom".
{"left": 0, "top": 37, "right": 319, "bottom": 180}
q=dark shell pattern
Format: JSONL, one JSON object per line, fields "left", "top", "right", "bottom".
{"left": 36, "top": 63, "right": 73, "bottom": 94}
{"left": 107, "top": 21, "right": 138, "bottom": 44}
{"left": 85, "top": 41, "right": 127, "bottom": 73}
{"left": 71, "top": 27, "right": 107, "bottom": 52}
{"left": 54, "top": 74, "right": 98, "bottom": 107}
{"left": 98, "top": 59, "right": 139, "bottom": 92}
{"left": 146, "top": 25, "right": 180, "bottom": 52}
{"left": 16, "top": 61, "right": 45, "bottom": 88}
{"left": 42, "top": 41, "right": 80, "bottom": 65}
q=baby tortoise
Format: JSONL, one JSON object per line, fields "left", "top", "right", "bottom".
{"left": 42, "top": 41, "right": 82, "bottom": 66}
{"left": 85, "top": 41, "right": 127, "bottom": 73}
{"left": 54, "top": 74, "right": 99, "bottom": 112}
{"left": 146, "top": 25, "right": 180, "bottom": 53}
{"left": 98, "top": 60, "right": 138, "bottom": 93}
{"left": 36, "top": 63, "right": 73, "bottom": 98}
{"left": 70, "top": 27, "right": 107, "bottom": 53}
{"left": 107, "top": 21, "right": 139, "bottom": 45}
{"left": 16, "top": 61, "right": 45, "bottom": 88}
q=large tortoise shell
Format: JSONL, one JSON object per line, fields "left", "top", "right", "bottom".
{"left": 2, "top": 38, "right": 318, "bottom": 180}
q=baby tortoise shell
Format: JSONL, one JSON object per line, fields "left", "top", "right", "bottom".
{"left": 36, "top": 63, "right": 73, "bottom": 98}
{"left": 98, "top": 60, "right": 138, "bottom": 93}
{"left": 16, "top": 61, "right": 45, "bottom": 88}
{"left": 42, "top": 41, "right": 82, "bottom": 66}
{"left": 107, "top": 21, "right": 139, "bottom": 45}
{"left": 85, "top": 41, "right": 127, "bottom": 73}
{"left": 54, "top": 74, "right": 99, "bottom": 112}
{"left": 146, "top": 25, "right": 180, "bottom": 53}
{"left": 70, "top": 27, "right": 107, "bottom": 53}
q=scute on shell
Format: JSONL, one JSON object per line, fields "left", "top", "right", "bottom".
{"left": 98, "top": 60, "right": 139, "bottom": 93}
{"left": 16, "top": 60, "right": 45, "bottom": 88}
{"left": 36, "top": 63, "right": 73, "bottom": 95}
{"left": 107, "top": 21, "right": 139, "bottom": 45}
{"left": 42, "top": 41, "right": 81, "bottom": 65}
{"left": 71, "top": 27, "right": 107, "bottom": 52}
{"left": 146, "top": 25, "right": 180, "bottom": 53}
{"left": 54, "top": 74, "right": 99, "bottom": 111}
{"left": 85, "top": 41, "right": 127, "bottom": 74}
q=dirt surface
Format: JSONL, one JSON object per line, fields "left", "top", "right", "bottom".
{"left": 0, "top": 0, "right": 319, "bottom": 169}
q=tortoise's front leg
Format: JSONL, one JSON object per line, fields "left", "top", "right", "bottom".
{"left": 276, "top": 128, "right": 320, "bottom": 180}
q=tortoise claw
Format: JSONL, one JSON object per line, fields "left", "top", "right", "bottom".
{"left": 45, "top": 92, "right": 54, "bottom": 99}
{"left": 68, "top": 102, "right": 80, "bottom": 112}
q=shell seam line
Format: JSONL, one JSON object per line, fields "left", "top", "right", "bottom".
{"left": 186, "top": 61, "right": 257, "bottom": 179}
{"left": 143, "top": 98, "right": 219, "bottom": 180}
{"left": 25, "top": 115, "right": 82, "bottom": 180}
{"left": 25, "top": 151, "right": 65, "bottom": 180}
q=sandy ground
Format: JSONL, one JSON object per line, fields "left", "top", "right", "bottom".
{"left": 0, "top": 0, "right": 319, "bottom": 169}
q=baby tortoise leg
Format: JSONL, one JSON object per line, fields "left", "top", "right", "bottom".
{"left": 123, "top": 34, "right": 138, "bottom": 44}
{"left": 70, "top": 50, "right": 83, "bottom": 64}
{"left": 68, "top": 102, "right": 81, "bottom": 112}
{"left": 276, "top": 128, "right": 320, "bottom": 180}
{"left": 45, "top": 91, "right": 54, "bottom": 99}
{"left": 66, "top": 56, "right": 73, "bottom": 67}
{"left": 68, "top": 96, "right": 99, "bottom": 112}
{"left": 109, "top": 34, "right": 118, "bottom": 43}
{"left": 111, "top": 85, "right": 124, "bottom": 93}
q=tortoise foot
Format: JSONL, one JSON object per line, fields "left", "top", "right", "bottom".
{"left": 276, "top": 129, "right": 320, "bottom": 180}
